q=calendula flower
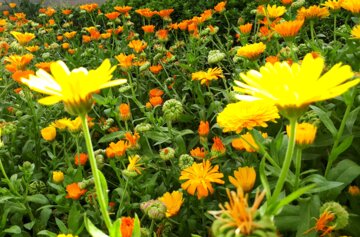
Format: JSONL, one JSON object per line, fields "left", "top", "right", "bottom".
{"left": 74, "top": 153, "right": 88, "bottom": 166}
{"left": 180, "top": 160, "right": 224, "bottom": 199}
{"left": 105, "top": 11, "right": 120, "bottom": 20}
{"left": 237, "top": 42, "right": 266, "bottom": 60}
{"left": 211, "top": 136, "right": 226, "bottom": 157}
{"left": 10, "top": 31, "right": 35, "bottom": 45}
{"left": 158, "top": 191, "right": 184, "bottom": 217}
{"left": 341, "top": 0, "right": 360, "bottom": 13}
{"left": 35, "top": 62, "right": 54, "bottom": 72}
{"left": 217, "top": 100, "right": 279, "bottom": 134}
{"left": 235, "top": 53, "right": 358, "bottom": 118}
{"left": 62, "top": 9, "right": 72, "bottom": 15}
{"left": 192, "top": 67, "right": 224, "bottom": 85}
{"left": 156, "top": 29, "right": 169, "bottom": 41}
{"left": 273, "top": 20, "right": 304, "bottom": 38}
{"left": 149, "top": 64, "right": 163, "bottom": 74}
{"left": 57, "top": 234, "right": 78, "bottom": 237}
{"left": 351, "top": 25, "right": 360, "bottom": 39}
{"left": 297, "top": 6, "right": 330, "bottom": 20}
{"left": 79, "top": 3, "right": 98, "bottom": 12}
{"left": 258, "top": 5, "right": 286, "bottom": 19}
{"left": 4, "top": 54, "right": 33, "bottom": 72}
{"left": 63, "top": 31, "right": 77, "bottom": 39}
{"left": 214, "top": 1, "right": 226, "bottom": 13}
{"left": 286, "top": 122, "right": 317, "bottom": 147}
{"left": 149, "top": 96, "right": 163, "bottom": 107}
{"left": 119, "top": 103, "right": 131, "bottom": 121}
{"left": 265, "top": 55, "right": 280, "bottom": 64}
{"left": 136, "top": 8, "right": 156, "bottom": 18}
{"left": 120, "top": 217, "right": 134, "bottom": 237}
{"left": 229, "top": 167, "right": 256, "bottom": 192}
{"left": 114, "top": 6, "right": 132, "bottom": 16}
{"left": 239, "top": 23, "right": 252, "bottom": 34}
{"left": 125, "top": 131, "right": 140, "bottom": 149}
{"left": 232, "top": 132, "right": 268, "bottom": 152}
{"left": 198, "top": 121, "right": 210, "bottom": 137}
{"left": 115, "top": 53, "right": 135, "bottom": 70}
{"left": 52, "top": 171, "right": 64, "bottom": 183}
{"left": 12, "top": 70, "right": 34, "bottom": 83}
{"left": 157, "top": 9, "right": 174, "bottom": 21}
{"left": 128, "top": 39, "right": 147, "bottom": 53}
{"left": 21, "top": 59, "right": 126, "bottom": 116}
{"left": 127, "top": 155, "right": 143, "bottom": 174}
{"left": 281, "top": 0, "right": 293, "bottom": 5}
{"left": 51, "top": 117, "right": 82, "bottom": 132}
{"left": 190, "top": 147, "right": 207, "bottom": 160}
{"left": 348, "top": 185, "right": 360, "bottom": 196}
{"left": 142, "top": 25, "right": 155, "bottom": 33}
{"left": 322, "top": 0, "right": 344, "bottom": 10}
{"left": 149, "top": 88, "right": 164, "bottom": 98}
{"left": 106, "top": 140, "right": 128, "bottom": 158}
{"left": 41, "top": 126, "right": 56, "bottom": 141}
{"left": 66, "top": 183, "right": 87, "bottom": 200}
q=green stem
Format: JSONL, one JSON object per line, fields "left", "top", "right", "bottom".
{"left": 80, "top": 114, "right": 112, "bottom": 231}
{"left": 294, "top": 147, "right": 302, "bottom": 190}
{"left": 271, "top": 118, "right": 297, "bottom": 203}
{"left": 333, "top": 14, "right": 337, "bottom": 42}
{"left": 0, "top": 156, "right": 19, "bottom": 195}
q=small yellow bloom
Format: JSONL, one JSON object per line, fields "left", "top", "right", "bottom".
{"left": 351, "top": 25, "right": 360, "bottom": 39}
{"left": 322, "top": 0, "right": 344, "bottom": 10}
{"left": 232, "top": 132, "right": 268, "bottom": 152}
{"left": 10, "top": 31, "right": 35, "bottom": 45}
{"left": 286, "top": 122, "right": 317, "bottom": 147}
{"left": 52, "top": 117, "right": 82, "bottom": 132}
{"left": 52, "top": 171, "right": 64, "bottom": 183}
{"left": 237, "top": 42, "right": 266, "bottom": 60}
{"left": 21, "top": 59, "right": 127, "bottom": 115}
{"left": 192, "top": 67, "right": 224, "bottom": 85}
{"left": 297, "top": 5, "right": 330, "bottom": 20}
{"left": 263, "top": 4, "right": 287, "bottom": 19}
{"left": 158, "top": 191, "right": 184, "bottom": 217}
{"left": 228, "top": 166, "right": 256, "bottom": 192}
{"left": 41, "top": 126, "right": 56, "bottom": 141}
{"left": 127, "top": 155, "right": 143, "bottom": 174}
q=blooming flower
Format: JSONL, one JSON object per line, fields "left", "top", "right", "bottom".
{"left": 128, "top": 39, "right": 147, "bottom": 53}
{"left": 114, "top": 6, "right": 132, "bottom": 16}
{"left": 106, "top": 140, "right": 128, "bottom": 158}
{"left": 232, "top": 132, "right": 268, "bottom": 152}
{"left": 105, "top": 11, "right": 120, "bottom": 20}
{"left": 119, "top": 103, "right": 131, "bottom": 121}
{"left": 198, "top": 121, "right": 210, "bottom": 137}
{"left": 234, "top": 53, "right": 358, "bottom": 117}
{"left": 239, "top": 23, "right": 252, "bottom": 34}
{"left": 66, "top": 183, "right": 87, "bottom": 200}
{"left": 341, "top": 0, "right": 360, "bottom": 13}
{"left": 351, "top": 25, "right": 360, "bottom": 39}
{"left": 79, "top": 3, "right": 98, "bottom": 12}
{"left": 57, "top": 234, "right": 78, "bottom": 237}
{"left": 10, "top": 31, "right": 35, "bottom": 45}
{"left": 297, "top": 6, "right": 330, "bottom": 20}
{"left": 21, "top": 59, "right": 126, "bottom": 116}
{"left": 237, "top": 42, "right": 266, "bottom": 60}
{"left": 41, "top": 126, "right": 56, "bottom": 141}
{"left": 125, "top": 131, "right": 140, "bottom": 149}
{"left": 211, "top": 136, "right": 226, "bottom": 157}
{"left": 142, "top": 25, "right": 155, "bottom": 33}
{"left": 157, "top": 9, "right": 174, "bottom": 21}
{"left": 192, "top": 67, "right": 224, "bottom": 85}
{"left": 115, "top": 53, "right": 135, "bottom": 70}
{"left": 322, "top": 0, "right": 344, "bottom": 10}
{"left": 4, "top": 54, "right": 33, "bottom": 72}
{"left": 120, "top": 217, "right": 134, "bottom": 237}
{"left": 286, "top": 122, "right": 317, "bottom": 147}
{"left": 217, "top": 100, "right": 279, "bottom": 134}
{"left": 156, "top": 29, "right": 169, "bottom": 41}
{"left": 136, "top": 8, "right": 156, "bottom": 18}
{"left": 74, "top": 153, "right": 88, "bottom": 166}
{"left": 214, "top": 1, "right": 226, "bottom": 13}
{"left": 126, "top": 155, "right": 143, "bottom": 174}
{"left": 273, "top": 20, "right": 304, "bottom": 38}
{"left": 149, "top": 64, "right": 163, "bottom": 74}
{"left": 190, "top": 147, "right": 207, "bottom": 160}
{"left": 180, "top": 160, "right": 224, "bottom": 199}
{"left": 158, "top": 191, "right": 184, "bottom": 217}
{"left": 52, "top": 171, "right": 64, "bottom": 183}
{"left": 229, "top": 167, "right": 256, "bottom": 192}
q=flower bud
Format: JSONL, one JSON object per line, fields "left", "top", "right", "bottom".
{"left": 29, "top": 180, "right": 47, "bottom": 194}
{"left": 135, "top": 123, "right": 153, "bottom": 132}
{"left": 52, "top": 171, "right": 64, "bottom": 183}
{"left": 208, "top": 50, "right": 225, "bottom": 64}
{"left": 41, "top": 126, "right": 56, "bottom": 141}
{"left": 141, "top": 199, "right": 166, "bottom": 220}
{"left": 320, "top": 202, "right": 349, "bottom": 230}
{"left": 162, "top": 99, "right": 183, "bottom": 122}
{"left": 159, "top": 147, "right": 175, "bottom": 160}
{"left": 178, "top": 154, "right": 194, "bottom": 169}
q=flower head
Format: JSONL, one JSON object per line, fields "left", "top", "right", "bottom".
{"left": 214, "top": 1, "right": 226, "bottom": 13}
{"left": 74, "top": 153, "right": 88, "bottom": 166}
{"left": 41, "top": 126, "right": 56, "bottom": 141}
{"left": 351, "top": 25, "right": 360, "bottom": 39}
{"left": 229, "top": 167, "right": 256, "bottom": 192}
{"left": 297, "top": 6, "right": 330, "bottom": 20}
{"left": 239, "top": 23, "right": 253, "bottom": 34}
{"left": 198, "top": 121, "right": 210, "bottom": 137}
{"left": 10, "top": 31, "right": 35, "bottom": 45}
{"left": 157, "top": 9, "right": 174, "bottom": 21}
{"left": 179, "top": 160, "right": 224, "bottom": 199}
{"left": 341, "top": 0, "right": 360, "bottom": 13}
{"left": 52, "top": 171, "right": 64, "bottom": 183}
{"left": 237, "top": 42, "right": 266, "bottom": 60}
{"left": 142, "top": 25, "right": 155, "bottom": 33}
{"left": 322, "top": 0, "right": 344, "bottom": 10}
{"left": 126, "top": 155, "right": 143, "bottom": 174}
{"left": 263, "top": 5, "right": 287, "bottom": 19}
{"left": 235, "top": 53, "right": 358, "bottom": 117}
{"left": 128, "top": 39, "right": 147, "bottom": 53}
{"left": 21, "top": 59, "right": 126, "bottom": 116}
{"left": 66, "top": 182, "right": 87, "bottom": 200}
{"left": 119, "top": 103, "right": 131, "bottom": 121}
{"left": 192, "top": 67, "right": 224, "bottom": 85}
{"left": 286, "top": 122, "right": 317, "bottom": 147}
{"left": 232, "top": 132, "right": 268, "bottom": 152}
{"left": 273, "top": 20, "right": 304, "bottom": 38}
{"left": 190, "top": 147, "right": 207, "bottom": 160}
{"left": 106, "top": 140, "right": 128, "bottom": 158}
{"left": 120, "top": 217, "right": 134, "bottom": 237}
{"left": 158, "top": 191, "right": 184, "bottom": 217}
{"left": 217, "top": 100, "right": 279, "bottom": 134}
{"left": 115, "top": 53, "right": 135, "bottom": 70}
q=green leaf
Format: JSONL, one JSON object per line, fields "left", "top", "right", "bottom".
{"left": 259, "top": 156, "right": 271, "bottom": 200}
{"left": 145, "top": 131, "right": 171, "bottom": 144}
{"left": 110, "top": 218, "right": 122, "bottom": 237}
{"left": 346, "top": 107, "right": 360, "bottom": 133}
{"left": 24, "top": 221, "right": 35, "bottom": 230}
{"left": 132, "top": 214, "right": 141, "bottom": 237}
{"left": 275, "top": 205, "right": 300, "bottom": 231}
{"left": 301, "top": 174, "right": 343, "bottom": 193}
{"left": 295, "top": 195, "right": 320, "bottom": 237}
{"left": 37, "top": 230, "right": 57, "bottom": 237}
{"left": 4, "top": 225, "right": 21, "bottom": 234}
{"left": 331, "top": 135, "right": 353, "bottom": 160}
{"left": 92, "top": 94, "right": 106, "bottom": 105}
{"left": 68, "top": 203, "right": 82, "bottom": 232}
{"left": 310, "top": 105, "right": 337, "bottom": 137}
{"left": 98, "top": 170, "right": 109, "bottom": 207}
{"left": 84, "top": 215, "right": 108, "bottom": 237}
{"left": 174, "top": 135, "right": 186, "bottom": 154}
{"left": 55, "top": 217, "right": 68, "bottom": 233}
{"left": 98, "top": 131, "right": 125, "bottom": 143}
{"left": 26, "top": 194, "right": 49, "bottom": 204}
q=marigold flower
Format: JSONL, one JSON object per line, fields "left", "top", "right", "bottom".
{"left": 259, "top": 5, "right": 286, "bottom": 19}
{"left": 79, "top": 3, "right": 98, "bottom": 12}
{"left": 297, "top": 6, "right": 330, "bottom": 20}
{"left": 25, "top": 45, "right": 39, "bottom": 53}
{"left": 115, "top": 53, "right": 135, "bottom": 69}
{"left": 239, "top": 23, "right": 252, "bottom": 34}
{"left": 120, "top": 217, "right": 134, "bottom": 237}
{"left": 232, "top": 132, "right": 268, "bottom": 152}
{"left": 211, "top": 137, "right": 226, "bottom": 156}
{"left": 74, "top": 153, "right": 88, "bottom": 166}
{"left": 190, "top": 147, "right": 207, "bottom": 160}
{"left": 235, "top": 53, "right": 358, "bottom": 117}
{"left": 217, "top": 100, "right": 279, "bottom": 133}
{"left": 149, "top": 88, "right": 164, "bottom": 98}
{"left": 351, "top": 25, "right": 360, "bottom": 39}
{"left": 149, "top": 64, "right": 163, "bottom": 74}
{"left": 45, "top": 7, "right": 56, "bottom": 17}
{"left": 142, "top": 25, "right": 155, "bottom": 33}
{"left": 348, "top": 185, "right": 360, "bottom": 196}
{"left": 128, "top": 40, "right": 147, "bottom": 53}
{"left": 105, "top": 11, "right": 120, "bottom": 20}
{"left": 180, "top": 160, "right": 224, "bottom": 199}
{"left": 281, "top": 0, "right": 293, "bottom": 5}
{"left": 106, "top": 140, "right": 128, "bottom": 158}
{"left": 4, "top": 54, "right": 33, "bottom": 72}
{"left": 63, "top": 31, "right": 77, "bottom": 39}
{"left": 322, "top": 0, "right": 344, "bottom": 10}
{"left": 149, "top": 96, "right": 163, "bottom": 107}
{"left": 229, "top": 167, "right": 256, "bottom": 192}
{"left": 237, "top": 42, "right": 266, "bottom": 60}
{"left": 286, "top": 122, "right": 317, "bottom": 147}
{"left": 156, "top": 29, "right": 169, "bottom": 41}
{"left": 35, "top": 62, "right": 54, "bottom": 73}
{"left": 157, "top": 9, "right": 174, "bottom": 21}
{"left": 51, "top": 117, "right": 82, "bottom": 132}
{"left": 265, "top": 55, "right": 280, "bottom": 64}
{"left": 273, "top": 20, "right": 304, "bottom": 38}
{"left": 21, "top": 59, "right": 126, "bottom": 116}
{"left": 136, "top": 8, "right": 156, "bottom": 18}
{"left": 158, "top": 191, "right": 184, "bottom": 217}
{"left": 10, "top": 31, "right": 35, "bottom": 45}
{"left": 9, "top": 3, "right": 16, "bottom": 8}
{"left": 126, "top": 155, "right": 143, "bottom": 174}
{"left": 125, "top": 131, "right": 140, "bottom": 149}
{"left": 11, "top": 70, "right": 34, "bottom": 83}
{"left": 66, "top": 183, "right": 87, "bottom": 200}
{"left": 192, "top": 67, "right": 224, "bottom": 85}
{"left": 198, "top": 121, "right": 210, "bottom": 137}
{"left": 214, "top": 1, "right": 226, "bottom": 13}
{"left": 114, "top": 6, "right": 132, "bottom": 16}
{"left": 62, "top": 9, "right": 72, "bottom": 15}
{"left": 52, "top": 171, "right": 64, "bottom": 183}
{"left": 341, "top": 0, "right": 360, "bottom": 13}
{"left": 41, "top": 126, "right": 56, "bottom": 141}
{"left": 119, "top": 103, "right": 131, "bottom": 121}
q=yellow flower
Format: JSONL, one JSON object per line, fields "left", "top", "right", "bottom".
{"left": 228, "top": 167, "right": 256, "bottom": 192}
{"left": 52, "top": 171, "right": 64, "bottom": 183}
{"left": 52, "top": 117, "right": 82, "bottom": 132}
{"left": 322, "top": 0, "right": 344, "bottom": 10}
{"left": 341, "top": 0, "right": 360, "bottom": 13}
{"left": 273, "top": 20, "right": 304, "bottom": 38}
{"left": 10, "top": 31, "right": 35, "bottom": 45}
{"left": 158, "top": 191, "right": 184, "bottom": 217}
{"left": 217, "top": 100, "right": 279, "bottom": 134}
{"left": 286, "top": 122, "right": 317, "bottom": 147}
{"left": 231, "top": 132, "right": 268, "bottom": 152}
{"left": 21, "top": 59, "right": 126, "bottom": 116}
{"left": 235, "top": 53, "right": 358, "bottom": 118}
{"left": 127, "top": 155, "right": 143, "bottom": 174}
{"left": 264, "top": 4, "right": 286, "bottom": 19}
{"left": 297, "top": 5, "right": 330, "bottom": 20}
{"left": 192, "top": 67, "right": 224, "bottom": 85}
{"left": 237, "top": 42, "right": 266, "bottom": 60}
{"left": 179, "top": 160, "right": 224, "bottom": 199}
{"left": 351, "top": 25, "right": 360, "bottom": 39}
{"left": 41, "top": 126, "right": 56, "bottom": 141}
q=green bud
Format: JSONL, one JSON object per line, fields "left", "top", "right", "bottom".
{"left": 320, "top": 202, "right": 349, "bottom": 230}
{"left": 159, "top": 147, "right": 175, "bottom": 160}
{"left": 29, "top": 180, "right": 47, "bottom": 194}
{"left": 135, "top": 123, "right": 153, "bottom": 133}
{"left": 162, "top": 99, "right": 183, "bottom": 122}
{"left": 139, "top": 61, "right": 151, "bottom": 72}
{"left": 291, "top": 0, "right": 305, "bottom": 8}
{"left": 178, "top": 154, "right": 194, "bottom": 169}
{"left": 208, "top": 50, "right": 225, "bottom": 64}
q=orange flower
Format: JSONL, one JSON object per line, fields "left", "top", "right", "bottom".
{"left": 66, "top": 183, "right": 87, "bottom": 200}
{"left": 125, "top": 131, "right": 140, "bottom": 148}
{"left": 136, "top": 8, "right": 157, "bottom": 18}
{"left": 157, "top": 9, "right": 174, "bottom": 21}
{"left": 114, "top": 6, "right": 132, "bottom": 16}
{"left": 62, "top": 43, "right": 70, "bottom": 49}
{"left": 48, "top": 19, "right": 55, "bottom": 25}
{"left": 198, "top": 121, "right": 210, "bottom": 137}
{"left": 45, "top": 7, "right": 56, "bottom": 17}
{"left": 190, "top": 147, "right": 207, "bottom": 160}
{"left": 228, "top": 166, "right": 256, "bottom": 192}
{"left": 0, "top": 42, "right": 9, "bottom": 56}
{"left": 115, "top": 53, "right": 135, "bottom": 69}
{"left": 178, "top": 20, "right": 189, "bottom": 30}
{"left": 179, "top": 160, "right": 224, "bottom": 199}
{"left": 149, "top": 64, "right": 163, "bottom": 74}
{"left": 211, "top": 136, "right": 226, "bottom": 157}
{"left": 114, "top": 26, "right": 124, "bottom": 34}
{"left": 101, "top": 32, "right": 111, "bottom": 39}
{"left": 341, "top": 0, "right": 360, "bottom": 13}
{"left": 74, "top": 153, "right": 88, "bottom": 166}
{"left": 106, "top": 140, "right": 128, "bottom": 158}
{"left": 156, "top": 29, "right": 169, "bottom": 41}
{"left": 35, "top": 62, "right": 54, "bottom": 72}
{"left": 120, "top": 217, "right": 134, "bottom": 237}
{"left": 305, "top": 211, "right": 335, "bottom": 237}
{"left": 10, "top": 31, "right": 35, "bottom": 45}
{"left": 142, "top": 25, "right": 155, "bottom": 33}
{"left": 273, "top": 20, "right": 304, "bottom": 38}
{"left": 281, "top": 0, "right": 293, "bottom": 5}
{"left": 4, "top": 54, "right": 33, "bottom": 72}
{"left": 265, "top": 55, "right": 279, "bottom": 64}
{"left": 86, "top": 27, "right": 101, "bottom": 40}
{"left": 232, "top": 132, "right": 268, "bottom": 153}
{"left": 237, "top": 42, "right": 266, "bottom": 60}
{"left": 158, "top": 191, "right": 184, "bottom": 217}
{"left": 199, "top": 9, "right": 213, "bottom": 22}
{"left": 297, "top": 5, "right": 330, "bottom": 20}
{"left": 80, "top": 3, "right": 98, "bottom": 12}
{"left": 128, "top": 40, "right": 147, "bottom": 53}
{"left": 119, "top": 103, "right": 131, "bottom": 121}
{"left": 149, "top": 96, "right": 163, "bottom": 107}
{"left": 9, "top": 3, "right": 17, "bottom": 8}
{"left": 11, "top": 70, "right": 34, "bottom": 83}
{"left": 149, "top": 88, "right": 164, "bottom": 98}
{"left": 41, "top": 126, "right": 56, "bottom": 141}
{"left": 192, "top": 67, "right": 224, "bottom": 85}
{"left": 239, "top": 23, "right": 253, "bottom": 34}
{"left": 62, "top": 9, "right": 72, "bottom": 15}
{"left": 105, "top": 11, "right": 120, "bottom": 20}
{"left": 214, "top": 1, "right": 226, "bottom": 13}
{"left": 63, "top": 31, "right": 77, "bottom": 39}
{"left": 25, "top": 45, "right": 39, "bottom": 53}
{"left": 82, "top": 35, "right": 91, "bottom": 43}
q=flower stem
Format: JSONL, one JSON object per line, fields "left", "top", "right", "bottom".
{"left": 333, "top": 14, "right": 337, "bottom": 42}
{"left": 293, "top": 147, "right": 302, "bottom": 190}
{"left": 271, "top": 118, "right": 297, "bottom": 203}
{"left": 80, "top": 114, "right": 112, "bottom": 231}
